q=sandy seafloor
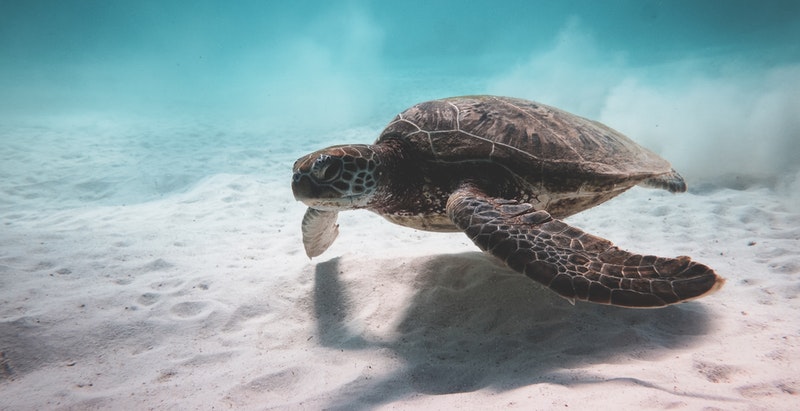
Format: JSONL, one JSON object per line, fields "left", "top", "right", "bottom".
{"left": 0, "top": 118, "right": 798, "bottom": 410}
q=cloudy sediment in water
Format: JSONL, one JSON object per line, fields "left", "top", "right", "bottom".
{"left": 2, "top": 2, "right": 799, "bottom": 179}
{"left": 6, "top": 1, "right": 800, "bottom": 150}
{"left": 1, "top": 2, "right": 799, "bottom": 409}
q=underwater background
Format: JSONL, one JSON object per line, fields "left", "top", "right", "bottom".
{"left": 2, "top": 0, "right": 799, "bottom": 209}
{"left": 2, "top": 2, "right": 800, "bottom": 409}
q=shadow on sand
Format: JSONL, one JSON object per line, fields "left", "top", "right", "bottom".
{"left": 312, "top": 252, "right": 725, "bottom": 410}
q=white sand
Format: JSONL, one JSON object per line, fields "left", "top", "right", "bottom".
{"left": 1, "top": 121, "right": 799, "bottom": 410}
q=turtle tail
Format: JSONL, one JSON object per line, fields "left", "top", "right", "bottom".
{"left": 639, "top": 168, "right": 687, "bottom": 193}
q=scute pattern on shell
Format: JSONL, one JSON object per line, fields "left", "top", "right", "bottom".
{"left": 293, "top": 95, "right": 723, "bottom": 307}
{"left": 378, "top": 95, "right": 671, "bottom": 179}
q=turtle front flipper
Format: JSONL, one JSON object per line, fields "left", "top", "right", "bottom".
{"left": 301, "top": 208, "right": 339, "bottom": 258}
{"left": 446, "top": 185, "right": 725, "bottom": 308}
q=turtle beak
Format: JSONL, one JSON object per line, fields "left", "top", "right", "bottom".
{"left": 291, "top": 171, "right": 345, "bottom": 206}
{"left": 291, "top": 172, "right": 316, "bottom": 202}
{"left": 291, "top": 154, "right": 321, "bottom": 202}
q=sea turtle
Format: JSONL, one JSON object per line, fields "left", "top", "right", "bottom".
{"left": 291, "top": 95, "right": 724, "bottom": 308}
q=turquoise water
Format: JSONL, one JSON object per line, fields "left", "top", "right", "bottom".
{"left": 2, "top": 4, "right": 800, "bottom": 408}
{"left": 1, "top": 0, "right": 799, "bottom": 207}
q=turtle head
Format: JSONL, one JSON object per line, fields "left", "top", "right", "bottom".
{"left": 292, "top": 144, "right": 383, "bottom": 210}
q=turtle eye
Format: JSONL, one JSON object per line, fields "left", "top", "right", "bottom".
{"left": 312, "top": 155, "right": 342, "bottom": 182}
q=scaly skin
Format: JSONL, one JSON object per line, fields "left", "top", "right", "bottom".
{"left": 446, "top": 183, "right": 724, "bottom": 307}
{"left": 291, "top": 96, "right": 725, "bottom": 307}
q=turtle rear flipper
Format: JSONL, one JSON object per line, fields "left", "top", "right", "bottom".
{"left": 446, "top": 185, "right": 724, "bottom": 308}
{"left": 302, "top": 208, "right": 339, "bottom": 258}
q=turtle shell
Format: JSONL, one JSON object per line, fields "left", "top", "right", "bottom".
{"left": 376, "top": 95, "right": 672, "bottom": 190}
